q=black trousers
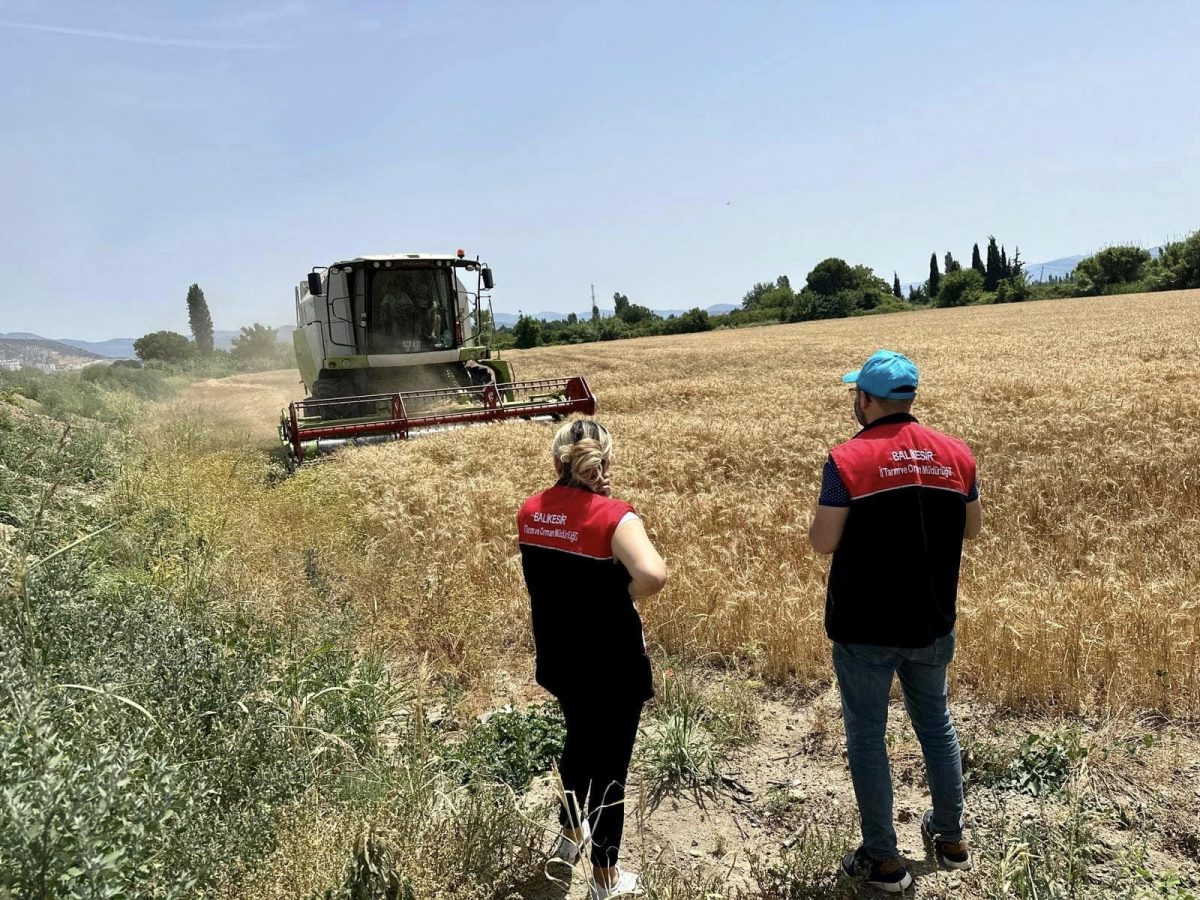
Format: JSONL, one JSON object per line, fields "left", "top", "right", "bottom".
{"left": 556, "top": 695, "right": 644, "bottom": 868}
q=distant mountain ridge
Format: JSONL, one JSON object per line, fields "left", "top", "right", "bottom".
{"left": 0, "top": 335, "right": 109, "bottom": 371}
{"left": 0, "top": 336, "right": 106, "bottom": 359}
{"left": 57, "top": 337, "right": 139, "bottom": 358}
{"left": 1025, "top": 255, "right": 1085, "bottom": 282}
{"left": 1, "top": 327, "right": 295, "bottom": 359}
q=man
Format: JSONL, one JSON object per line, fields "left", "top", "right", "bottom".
{"left": 377, "top": 280, "right": 416, "bottom": 347}
{"left": 809, "top": 349, "right": 982, "bottom": 893}
{"left": 377, "top": 278, "right": 434, "bottom": 350}
{"left": 411, "top": 283, "right": 441, "bottom": 346}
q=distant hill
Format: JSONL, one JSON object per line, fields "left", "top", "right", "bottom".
{"left": 0, "top": 336, "right": 105, "bottom": 358}
{"left": 0, "top": 336, "right": 107, "bottom": 371}
{"left": 57, "top": 337, "right": 138, "bottom": 358}
{"left": 1025, "top": 255, "right": 1085, "bottom": 282}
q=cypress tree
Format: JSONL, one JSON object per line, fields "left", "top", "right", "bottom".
{"left": 944, "top": 251, "right": 961, "bottom": 273}
{"left": 893, "top": 272, "right": 902, "bottom": 298}
{"left": 984, "top": 237, "right": 1001, "bottom": 291}
{"left": 1001, "top": 245, "right": 1009, "bottom": 278}
{"left": 186, "top": 283, "right": 214, "bottom": 355}
{"left": 928, "top": 253, "right": 941, "bottom": 298}
{"left": 972, "top": 243, "right": 986, "bottom": 275}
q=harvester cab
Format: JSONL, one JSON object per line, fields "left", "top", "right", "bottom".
{"left": 280, "top": 250, "right": 595, "bottom": 466}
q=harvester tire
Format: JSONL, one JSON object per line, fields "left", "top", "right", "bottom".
{"left": 311, "top": 371, "right": 359, "bottom": 400}
{"left": 311, "top": 371, "right": 369, "bottom": 420}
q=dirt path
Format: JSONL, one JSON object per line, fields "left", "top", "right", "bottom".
{"left": 515, "top": 685, "right": 1200, "bottom": 899}
{"left": 176, "top": 369, "right": 301, "bottom": 446}
{"left": 520, "top": 689, "right": 948, "bottom": 899}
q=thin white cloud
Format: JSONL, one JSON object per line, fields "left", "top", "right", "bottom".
{"left": 0, "top": 19, "right": 279, "bottom": 50}
{"left": 214, "top": 1, "right": 308, "bottom": 30}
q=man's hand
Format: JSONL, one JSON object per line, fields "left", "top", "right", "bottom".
{"left": 808, "top": 505, "right": 850, "bottom": 555}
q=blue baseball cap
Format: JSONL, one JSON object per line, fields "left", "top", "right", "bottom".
{"left": 842, "top": 349, "right": 919, "bottom": 399}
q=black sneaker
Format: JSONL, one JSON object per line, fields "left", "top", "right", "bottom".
{"left": 841, "top": 846, "right": 913, "bottom": 893}
{"left": 921, "top": 809, "right": 972, "bottom": 870}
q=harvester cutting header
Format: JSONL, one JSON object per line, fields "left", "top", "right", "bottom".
{"left": 280, "top": 250, "right": 596, "bottom": 466}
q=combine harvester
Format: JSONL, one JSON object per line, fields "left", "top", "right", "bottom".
{"left": 280, "top": 250, "right": 595, "bottom": 467}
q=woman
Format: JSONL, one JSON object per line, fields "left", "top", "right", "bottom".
{"left": 517, "top": 419, "right": 667, "bottom": 899}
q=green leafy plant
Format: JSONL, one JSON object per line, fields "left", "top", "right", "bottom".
{"left": 1004, "top": 727, "right": 1090, "bottom": 797}
{"left": 0, "top": 396, "right": 413, "bottom": 895}
{"left": 449, "top": 703, "right": 565, "bottom": 790}
{"left": 1121, "top": 844, "right": 1197, "bottom": 899}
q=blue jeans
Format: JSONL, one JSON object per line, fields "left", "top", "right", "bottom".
{"left": 832, "top": 631, "right": 964, "bottom": 861}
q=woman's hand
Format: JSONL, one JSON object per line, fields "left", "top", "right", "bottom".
{"left": 612, "top": 517, "right": 667, "bottom": 600}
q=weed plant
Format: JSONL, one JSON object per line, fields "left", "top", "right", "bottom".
{"left": 0, "top": 364, "right": 179, "bottom": 422}
{"left": 749, "top": 816, "right": 858, "bottom": 900}
{"left": 448, "top": 702, "right": 565, "bottom": 790}
{"left": 1121, "top": 845, "right": 1197, "bottom": 900}
{"left": 965, "top": 725, "right": 1091, "bottom": 797}
{"left": 987, "top": 773, "right": 1103, "bottom": 899}
{"left": 638, "top": 664, "right": 760, "bottom": 802}
{"left": 639, "top": 860, "right": 738, "bottom": 900}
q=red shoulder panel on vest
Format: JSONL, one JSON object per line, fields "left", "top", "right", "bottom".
{"left": 518, "top": 486, "right": 635, "bottom": 559}
{"left": 830, "top": 421, "right": 976, "bottom": 500}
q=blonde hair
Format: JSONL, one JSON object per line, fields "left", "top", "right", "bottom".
{"left": 551, "top": 419, "right": 613, "bottom": 494}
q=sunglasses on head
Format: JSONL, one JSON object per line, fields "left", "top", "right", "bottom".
{"left": 571, "top": 420, "right": 604, "bottom": 442}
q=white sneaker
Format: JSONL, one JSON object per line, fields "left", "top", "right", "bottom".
{"left": 588, "top": 868, "right": 643, "bottom": 899}
{"left": 545, "top": 822, "right": 590, "bottom": 880}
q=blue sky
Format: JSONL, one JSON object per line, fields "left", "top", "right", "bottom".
{"left": 1, "top": 1, "right": 1198, "bottom": 340}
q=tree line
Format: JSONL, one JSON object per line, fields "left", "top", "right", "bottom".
{"left": 504, "top": 295, "right": 716, "bottom": 349}
{"left": 498, "top": 256, "right": 906, "bottom": 350}
{"left": 501, "top": 227, "right": 1200, "bottom": 349}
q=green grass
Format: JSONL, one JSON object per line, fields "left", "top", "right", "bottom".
{"left": 0, "top": 363, "right": 180, "bottom": 422}
{"left": 0, "top": 390, "right": 544, "bottom": 897}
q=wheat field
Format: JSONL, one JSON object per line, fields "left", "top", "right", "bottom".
{"left": 133, "top": 290, "right": 1200, "bottom": 718}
